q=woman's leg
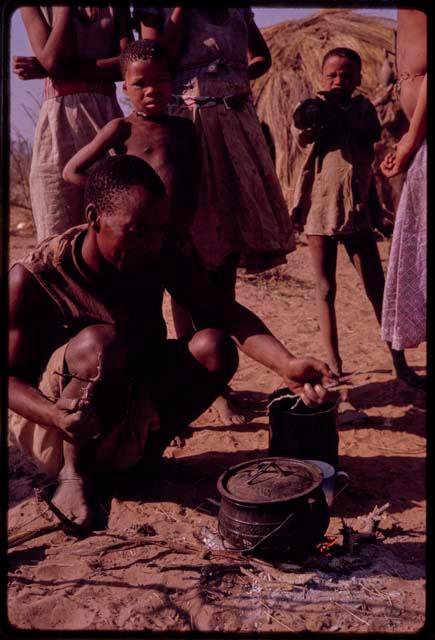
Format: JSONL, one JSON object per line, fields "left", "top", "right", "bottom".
{"left": 307, "top": 235, "right": 341, "bottom": 375}
{"left": 342, "top": 232, "right": 425, "bottom": 388}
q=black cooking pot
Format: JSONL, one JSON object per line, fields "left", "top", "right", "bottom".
{"left": 268, "top": 388, "right": 339, "bottom": 467}
{"left": 217, "top": 457, "right": 330, "bottom": 556}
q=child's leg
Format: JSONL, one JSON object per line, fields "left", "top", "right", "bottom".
{"left": 342, "top": 232, "right": 425, "bottom": 388}
{"left": 342, "top": 232, "right": 384, "bottom": 324}
{"left": 307, "top": 235, "right": 341, "bottom": 375}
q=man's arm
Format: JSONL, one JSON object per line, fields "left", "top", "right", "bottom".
{"left": 164, "top": 246, "right": 336, "bottom": 404}
{"left": 9, "top": 265, "right": 99, "bottom": 442}
{"left": 62, "top": 118, "right": 129, "bottom": 188}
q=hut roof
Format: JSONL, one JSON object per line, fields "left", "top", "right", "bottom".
{"left": 251, "top": 9, "right": 403, "bottom": 211}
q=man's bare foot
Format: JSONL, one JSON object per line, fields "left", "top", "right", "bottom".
{"left": 213, "top": 388, "right": 246, "bottom": 425}
{"left": 51, "top": 474, "right": 93, "bottom": 529}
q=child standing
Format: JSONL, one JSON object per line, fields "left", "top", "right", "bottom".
{"left": 292, "top": 47, "right": 404, "bottom": 378}
{"left": 134, "top": 7, "right": 295, "bottom": 422}
{"left": 63, "top": 39, "right": 201, "bottom": 234}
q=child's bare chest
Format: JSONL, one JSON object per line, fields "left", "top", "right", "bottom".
{"left": 124, "top": 123, "right": 179, "bottom": 192}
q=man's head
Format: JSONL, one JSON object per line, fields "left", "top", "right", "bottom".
{"left": 321, "top": 47, "right": 362, "bottom": 96}
{"left": 120, "top": 39, "right": 171, "bottom": 116}
{"left": 85, "top": 155, "right": 168, "bottom": 273}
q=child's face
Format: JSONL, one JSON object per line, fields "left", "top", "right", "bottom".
{"left": 124, "top": 58, "right": 172, "bottom": 116}
{"left": 321, "top": 56, "right": 361, "bottom": 96}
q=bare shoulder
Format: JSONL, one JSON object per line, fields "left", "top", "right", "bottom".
{"left": 9, "top": 264, "right": 61, "bottom": 325}
{"left": 103, "top": 117, "right": 131, "bottom": 139}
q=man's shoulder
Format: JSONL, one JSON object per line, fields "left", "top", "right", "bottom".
{"left": 9, "top": 263, "right": 48, "bottom": 312}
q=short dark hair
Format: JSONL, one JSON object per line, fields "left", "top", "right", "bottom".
{"left": 120, "top": 39, "right": 168, "bottom": 78}
{"left": 322, "top": 47, "right": 362, "bottom": 71}
{"left": 85, "top": 155, "right": 165, "bottom": 215}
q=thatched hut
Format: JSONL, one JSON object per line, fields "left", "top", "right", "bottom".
{"left": 251, "top": 8, "right": 407, "bottom": 215}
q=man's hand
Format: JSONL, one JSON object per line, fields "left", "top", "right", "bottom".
{"left": 281, "top": 357, "right": 338, "bottom": 407}
{"left": 13, "top": 56, "right": 47, "bottom": 80}
{"left": 51, "top": 398, "right": 101, "bottom": 443}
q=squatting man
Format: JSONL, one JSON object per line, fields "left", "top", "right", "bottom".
{"left": 9, "top": 155, "right": 336, "bottom": 529}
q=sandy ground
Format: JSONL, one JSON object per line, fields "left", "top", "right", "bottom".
{"left": 7, "top": 212, "right": 427, "bottom": 634}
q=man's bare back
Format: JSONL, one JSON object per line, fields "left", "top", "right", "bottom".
{"left": 396, "top": 9, "right": 427, "bottom": 120}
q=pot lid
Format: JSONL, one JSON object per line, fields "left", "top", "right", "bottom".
{"left": 217, "top": 457, "right": 323, "bottom": 505}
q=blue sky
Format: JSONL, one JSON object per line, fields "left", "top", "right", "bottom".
{"left": 8, "top": 6, "right": 397, "bottom": 141}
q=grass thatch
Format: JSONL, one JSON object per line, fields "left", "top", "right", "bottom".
{"left": 252, "top": 8, "right": 407, "bottom": 214}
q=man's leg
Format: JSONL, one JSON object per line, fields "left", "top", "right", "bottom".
{"left": 53, "top": 324, "right": 130, "bottom": 527}
{"left": 143, "top": 328, "right": 239, "bottom": 460}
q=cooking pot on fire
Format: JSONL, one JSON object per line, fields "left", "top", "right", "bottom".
{"left": 217, "top": 457, "right": 330, "bottom": 556}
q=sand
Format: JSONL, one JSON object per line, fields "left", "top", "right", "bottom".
{"left": 7, "top": 214, "right": 426, "bottom": 634}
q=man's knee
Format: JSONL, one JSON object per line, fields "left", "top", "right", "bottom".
{"left": 65, "top": 324, "right": 128, "bottom": 378}
{"left": 189, "top": 328, "right": 238, "bottom": 376}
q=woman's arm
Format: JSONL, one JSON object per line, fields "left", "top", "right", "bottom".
{"left": 139, "top": 7, "right": 189, "bottom": 70}
{"left": 19, "top": 6, "right": 75, "bottom": 75}
{"left": 15, "top": 7, "right": 133, "bottom": 82}
{"left": 246, "top": 19, "right": 271, "bottom": 79}
{"left": 381, "top": 74, "right": 427, "bottom": 177}
{"left": 62, "top": 118, "right": 129, "bottom": 188}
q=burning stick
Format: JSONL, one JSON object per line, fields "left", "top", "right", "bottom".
{"left": 358, "top": 502, "right": 390, "bottom": 534}
{"left": 340, "top": 503, "right": 390, "bottom": 554}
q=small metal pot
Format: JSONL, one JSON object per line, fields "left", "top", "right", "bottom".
{"left": 268, "top": 388, "right": 339, "bottom": 467}
{"left": 217, "top": 457, "right": 330, "bottom": 556}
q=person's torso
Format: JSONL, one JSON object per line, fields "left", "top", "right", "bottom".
{"left": 169, "top": 8, "right": 251, "bottom": 96}
{"left": 20, "top": 226, "right": 168, "bottom": 347}
{"left": 40, "top": 6, "right": 118, "bottom": 60}
{"left": 121, "top": 114, "right": 195, "bottom": 226}
{"left": 396, "top": 9, "right": 427, "bottom": 121}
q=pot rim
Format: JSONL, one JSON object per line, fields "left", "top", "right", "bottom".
{"left": 269, "top": 399, "right": 338, "bottom": 418}
{"left": 217, "top": 456, "right": 324, "bottom": 506}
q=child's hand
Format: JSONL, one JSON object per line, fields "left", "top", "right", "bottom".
{"left": 373, "top": 208, "right": 394, "bottom": 238}
{"left": 380, "top": 133, "right": 416, "bottom": 178}
{"left": 13, "top": 56, "right": 47, "bottom": 80}
{"left": 299, "top": 128, "right": 317, "bottom": 146}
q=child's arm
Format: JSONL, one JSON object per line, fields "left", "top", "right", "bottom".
{"left": 246, "top": 17, "right": 272, "bottom": 79}
{"left": 343, "top": 99, "right": 381, "bottom": 143}
{"left": 62, "top": 118, "right": 129, "bottom": 188}
{"left": 14, "top": 7, "right": 133, "bottom": 82}
{"left": 381, "top": 74, "right": 427, "bottom": 177}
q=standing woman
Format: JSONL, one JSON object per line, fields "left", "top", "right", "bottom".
{"left": 13, "top": 6, "right": 133, "bottom": 242}
{"left": 134, "top": 7, "right": 294, "bottom": 422}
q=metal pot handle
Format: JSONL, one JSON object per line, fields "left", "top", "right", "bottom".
{"left": 240, "top": 511, "right": 295, "bottom": 556}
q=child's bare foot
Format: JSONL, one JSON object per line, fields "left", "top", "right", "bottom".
{"left": 327, "top": 359, "right": 343, "bottom": 377}
{"left": 213, "top": 388, "right": 246, "bottom": 425}
{"left": 51, "top": 474, "right": 93, "bottom": 529}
